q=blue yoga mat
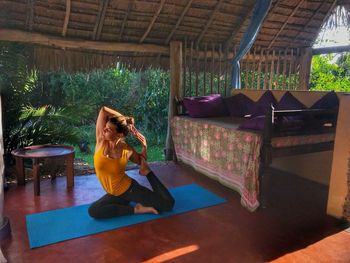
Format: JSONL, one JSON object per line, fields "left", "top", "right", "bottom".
{"left": 26, "top": 183, "right": 226, "bottom": 248}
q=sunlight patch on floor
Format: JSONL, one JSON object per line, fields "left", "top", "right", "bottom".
{"left": 142, "top": 244, "right": 199, "bottom": 263}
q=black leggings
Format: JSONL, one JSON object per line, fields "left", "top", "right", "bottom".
{"left": 88, "top": 171, "right": 175, "bottom": 219}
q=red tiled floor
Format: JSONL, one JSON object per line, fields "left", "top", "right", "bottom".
{"left": 1, "top": 162, "right": 349, "bottom": 263}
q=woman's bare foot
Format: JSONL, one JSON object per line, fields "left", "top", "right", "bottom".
{"left": 134, "top": 203, "right": 158, "bottom": 215}
{"left": 139, "top": 158, "right": 151, "bottom": 176}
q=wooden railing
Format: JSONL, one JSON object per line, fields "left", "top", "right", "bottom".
{"left": 182, "top": 41, "right": 302, "bottom": 97}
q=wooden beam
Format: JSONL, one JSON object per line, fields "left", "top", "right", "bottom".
{"left": 267, "top": 0, "right": 305, "bottom": 49}
{"left": 119, "top": 0, "right": 134, "bottom": 40}
{"left": 298, "top": 48, "right": 312, "bottom": 90}
{"left": 92, "top": 0, "right": 109, "bottom": 41}
{"left": 139, "top": 0, "right": 166, "bottom": 43}
{"left": 165, "top": 41, "right": 183, "bottom": 161}
{"left": 165, "top": 0, "right": 193, "bottom": 44}
{"left": 196, "top": 0, "right": 224, "bottom": 46}
{"left": 313, "top": 45, "right": 350, "bottom": 55}
{"left": 96, "top": 0, "right": 110, "bottom": 40}
{"left": 0, "top": 29, "right": 170, "bottom": 54}
{"left": 62, "top": 0, "right": 71, "bottom": 37}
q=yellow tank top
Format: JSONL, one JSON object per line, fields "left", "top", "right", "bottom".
{"left": 93, "top": 142, "right": 132, "bottom": 196}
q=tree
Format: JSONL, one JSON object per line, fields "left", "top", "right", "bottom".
{"left": 310, "top": 53, "right": 350, "bottom": 92}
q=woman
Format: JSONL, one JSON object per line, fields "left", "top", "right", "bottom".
{"left": 88, "top": 106, "right": 175, "bottom": 219}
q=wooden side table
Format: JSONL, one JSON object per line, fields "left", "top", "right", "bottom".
{"left": 11, "top": 145, "right": 75, "bottom": 196}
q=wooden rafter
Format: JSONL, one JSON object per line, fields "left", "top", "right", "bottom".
{"left": 196, "top": 0, "right": 224, "bottom": 46}
{"left": 120, "top": 0, "right": 134, "bottom": 40}
{"left": 267, "top": 0, "right": 305, "bottom": 49}
{"left": 0, "top": 29, "right": 170, "bottom": 54}
{"left": 139, "top": 0, "right": 166, "bottom": 43}
{"left": 25, "top": 0, "right": 35, "bottom": 31}
{"left": 165, "top": 0, "right": 193, "bottom": 44}
{"left": 223, "top": 8, "right": 252, "bottom": 51}
{"left": 92, "top": 0, "right": 110, "bottom": 41}
{"left": 62, "top": 0, "right": 71, "bottom": 37}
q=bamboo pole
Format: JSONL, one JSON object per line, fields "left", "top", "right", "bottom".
{"left": 294, "top": 48, "right": 300, "bottom": 89}
{"left": 183, "top": 38, "right": 187, "bottom": 97}
{"left": 204, "top": 43, "right": 207, "bottom": 94}
{"left": 263, "top": 50, "right": 269, "bottom": 90}
{"left": 276, "top": 50, "right": 281, "bottom": 89}
{"left": 251, "top": 48, "right": 256, "bottom": 89}
{"left": 195, "top": 44, "right": 199, "bottom": 96}
{"left": 269, "top": 50, "right": 275, "bottom": 89}
{"left": 218, "top": 44, "right": 222, "bottom": 93}
{"left": 282, "top": 49, "right": 288, "bottom": 90}
{"left": 224, "top": 48, "right": 228, "bottom": 95}
{"left": 257, "top": 49, "right": 263, "bottom": 90}
{"left": 245, "top": 52, "right": 250, "bottom": 89}
{"left": 189, "top": 41, "right": 193, "bottom": 96}
{"left": 165, "top": 41, "right": 182, "bottom": 161}
{"left": 288, "top": 49, "right": 293, "bottom": 90}
{"left": 211, "top": 43, "right": 214, "bottom": 94}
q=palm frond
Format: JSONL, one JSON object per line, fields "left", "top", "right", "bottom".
{"left": 323, "top": 5, "right": 350, "bottom": 30}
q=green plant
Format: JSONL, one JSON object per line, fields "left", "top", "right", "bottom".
{"left": 134, "top": 69, "right": 170, "bottom": 144}
{"left": 0, "top": 42, "right": 81, "bottom": 162}
{"left": 8, "top": 105, "right": 80, "bottom": 151}
{"left": 310, "top": 53, "right": 350, "bottom": 92}
{"left": 0, "top": 42, "right": 36, "bottom": 159}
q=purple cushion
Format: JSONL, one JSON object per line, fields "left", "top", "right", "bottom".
{"left": 183, "top": 94, "right": 229, "bottom": 118}
{"left": 239, "top": 115, "right": 265, "bottom": 130}
{"left": 224, "top": 93, "right": 255, "bottom": 117}
{"left": 250, "top": 90, "right": 277, "bottom": 117}
{"left": 311, "top": 91, "right": 339, "bottom": 110}
{"left": 276, "top": 91, "right": 306, "bottom": 110}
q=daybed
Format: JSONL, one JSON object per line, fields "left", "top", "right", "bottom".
{"left": 171, "top": 90, "right": 338, "bottom": 211}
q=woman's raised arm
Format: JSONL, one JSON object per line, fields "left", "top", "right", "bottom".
{"left": 96, "top": 106, "right": 124, "bottom": 145}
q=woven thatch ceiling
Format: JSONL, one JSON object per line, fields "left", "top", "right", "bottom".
{"left": 0, "top": 0, "right": 348, "bottom": 71}
{"left": 0, "top": 0, "right": 346, "bottom": 51}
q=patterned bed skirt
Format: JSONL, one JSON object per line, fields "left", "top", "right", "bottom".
{"left": 171, "top": 116, "right": 263, "bottom": 211}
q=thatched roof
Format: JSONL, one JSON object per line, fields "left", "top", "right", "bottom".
{"left": 0, "top": 0, "right": 349, "bottom": 71}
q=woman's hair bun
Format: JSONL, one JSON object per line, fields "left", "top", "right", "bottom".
{"left": 125, "top": 116, "right": 134, "bottom": 125}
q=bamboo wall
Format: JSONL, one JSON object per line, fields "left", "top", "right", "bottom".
{"left": 182, "top": 41, "right": 302, "bottom": 98}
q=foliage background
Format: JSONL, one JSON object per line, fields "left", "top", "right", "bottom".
{"left": 310, "top": 53, "right": 350, "bottom": 91}
{"left": 1, "top": 41, "right": 349, "bottom": 168}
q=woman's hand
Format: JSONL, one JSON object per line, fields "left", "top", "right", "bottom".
{"left": 129, "top": 125, "right": 148, "bottom": 160}
{"left": 129, "top": 125, "right": 147, "bottom": 147}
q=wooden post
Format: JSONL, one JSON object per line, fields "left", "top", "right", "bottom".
{"left": 33, "top": 159, "right": 40, "bottom": 196}
{"left": 299, "top": 47, "right": 313, "bottom": 90}
{"left": 165, "top": 41, "right": 182, "bottom": 161}
{"left": 66, "top": 152, "right": 75, "bottom": 188}
{"left": 259, "top": 105, "right": 273, "bottom": 208}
